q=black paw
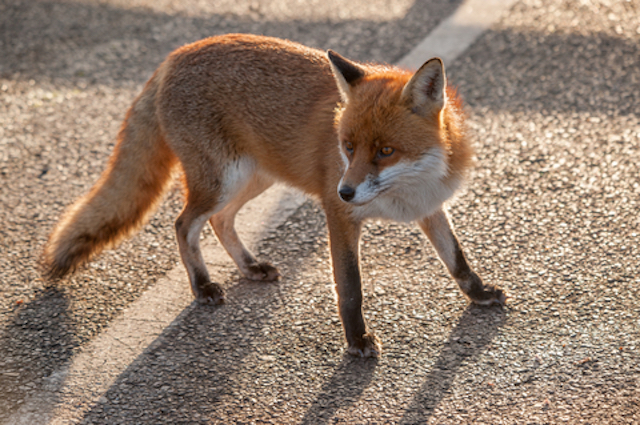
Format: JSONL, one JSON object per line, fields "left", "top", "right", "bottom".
{"left": 464, "top": 274, "right": 507, "bottom": 306}
{"left": 246, "top": 261, "right": 281, "bottom": 281}
{"left": 196, "top": 282, "right": 225, "bottom": 305}
{"left": 347, "top": 333, "right": 381, "bottom": 358}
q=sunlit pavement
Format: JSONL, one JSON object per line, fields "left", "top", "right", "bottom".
{"left": 1, "top": 0, "right": 638, "bottom": 423}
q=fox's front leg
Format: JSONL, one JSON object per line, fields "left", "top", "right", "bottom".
{"left": 325, "top": 207, "right": 381, "bottom": 358}
{"left": 418, "top": 208, "right": 506, "bottom": 305}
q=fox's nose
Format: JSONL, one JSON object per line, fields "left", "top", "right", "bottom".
{"left": 338, "top": 185, "right": 355, "bottom": 202}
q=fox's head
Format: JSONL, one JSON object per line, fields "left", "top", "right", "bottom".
{"left": 327, "top": 51, "right": 471, "bottom": 220}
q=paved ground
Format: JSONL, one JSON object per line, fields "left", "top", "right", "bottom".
{"left": 1, "top": 0, "right": 639, "bottom": 423}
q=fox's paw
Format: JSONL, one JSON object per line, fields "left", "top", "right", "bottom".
{"left": 467, "top": 281, "right": 507, "bottom": 306}
{"left": 470, "top": 285, "right": 506, "bottom": 306}
{"left": 195, "top": 282, "right": 226, "bottom": 305}
{"left": 457, "top": 272, "right": 507, "bottom": 306}
{"left": 347, "top": 333, "right": 381, "bottom": 358}
{"left": 246, "top": 261, "right": 281, "bottom": 282}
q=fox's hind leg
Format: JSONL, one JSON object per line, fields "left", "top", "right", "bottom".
{"left": 175, "top": 157, "right": 260, "bottom": 305}
{"left": 419, "top": 208, "right": 506, "bottom": 306}
{"left": 175, "top": 196, "right": 225, "bottom": 304}
{"left": 209, "top": 172, "right": 280, "bottom": 282}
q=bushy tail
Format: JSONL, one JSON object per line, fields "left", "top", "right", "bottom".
{"left": 44, "top": 71, "right": 177, "bottom": 278}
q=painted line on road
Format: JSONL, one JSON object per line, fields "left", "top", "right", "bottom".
{"left": 397, "top": 0, "right": 519, "bottom": 68}
{"left": 9, "top": 185, "right": 306, "bottom": 424}
{"left": 9, "top": 1, "right": 518, "bottom": 422}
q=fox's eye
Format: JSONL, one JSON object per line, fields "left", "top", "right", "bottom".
{"left": 345, "top": 142, "right": 354, "bottom": 153}
{"left": 379, "top": 147, "right": 395, "bottom": 157}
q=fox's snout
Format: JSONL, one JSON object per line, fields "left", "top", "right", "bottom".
{"left": 338, "top": 185, "right": 356, "bottom": 202}
{"left": 337, "top": 155, "right": 380, "bottom": 205}
{"left": 337, "top": 176, "right": 381, "bottom": 205}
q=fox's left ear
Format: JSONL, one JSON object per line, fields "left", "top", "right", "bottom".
{"left": 401, "top": 57, "right": 447, "bottom": 117}
{"left": 327, "top": 50, "right": 365, "bottom": 103}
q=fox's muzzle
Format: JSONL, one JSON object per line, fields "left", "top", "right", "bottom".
{"left": 338, "top": 185, "right": 356, "bottom": 202}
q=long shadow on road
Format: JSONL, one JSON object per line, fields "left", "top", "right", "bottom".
{"left": 0, "top": 287, "right": 79, "bottom": 423}
{"left": 78, "top": 202, "right": 332, "bottom": 423}
{"left": 0, "top": 0, "right": 463, "bottom": 87}
{"left": 3, "top": 0, "right": 638, "bottom": 121}
{"left": 300, "top": 356, "right": 378, "bottom": 425}
{"left": 78, "top": 292, "right": 276, "bottom": 423}
{"left": 400, "top": 305, "right": 507, "bottom": 424}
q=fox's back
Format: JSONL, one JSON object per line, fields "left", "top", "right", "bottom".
{"left": 155, "top": 34, "right": 341, "bottom": 193}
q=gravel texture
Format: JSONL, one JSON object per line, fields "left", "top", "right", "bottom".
{"left": 0, "top": 0, "right": 461, "bottom": 421}
{"left": 1, "top": 0, "right": 640, "bottom": 423}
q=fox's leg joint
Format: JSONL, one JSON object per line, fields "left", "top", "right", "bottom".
{"left": 419, "top": 209, "right": 507, "bottom": 306}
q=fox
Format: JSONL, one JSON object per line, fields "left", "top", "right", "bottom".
{"left": 44, "top": 34, "right": 505, "bottom": 357}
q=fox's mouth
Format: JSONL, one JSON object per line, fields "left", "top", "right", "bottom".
{"left": 346, "top": 198, "right": 373, "bottom": 207}
{"left": 337, "top": 181, "right": 390, "bottom": 206}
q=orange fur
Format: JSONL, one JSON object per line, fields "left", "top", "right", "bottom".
{"left": 44, "top": 35, "right": 504, "bottom": 357}
{"left": 44, "top": 70, "right": 177, "bottom": 278}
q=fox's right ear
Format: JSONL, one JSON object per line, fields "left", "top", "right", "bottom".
{"left": 401, "top": 57, "right": 447, "bottom": 117}
{"left": 327, "top": 50, "right": 365, "bottom": 103}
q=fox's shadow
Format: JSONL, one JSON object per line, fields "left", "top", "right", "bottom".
{"left": 400, "top": 304, "right": 507, "bottom": 424}
{"left": 0, "top": 287, "right": 79, "bottom": 421}
{"left": 300, "top": 356, "right": 378, "bottom": 425}
{"left": 294, "top": 303, "right": 506, "bottom": 424}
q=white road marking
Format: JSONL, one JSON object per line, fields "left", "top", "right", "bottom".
{"left": 10, "top": 2, "right": 517, "bottom": 420}
{"left": 9, "top": 265, "right": 194, "bottom": 424}
{"left": 397, "top": 0, "right": 519, "bottom": 68}
{"left": 7, "top": 185, "right": 305, "bottom": 424}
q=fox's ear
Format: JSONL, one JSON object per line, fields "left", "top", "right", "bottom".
{"left": 401, "top": 57, "right": 446, "bottom": 117}
{"left": 327, "top": 50, "right": 365, "bottom": 103}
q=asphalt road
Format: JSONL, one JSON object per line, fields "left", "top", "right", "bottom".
{"left": 1, "top": 0, "right": 639, "bottom": 424}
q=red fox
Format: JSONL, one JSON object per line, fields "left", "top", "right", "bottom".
{"left": 44, "top": 34, "right": 505, "bottom": 357}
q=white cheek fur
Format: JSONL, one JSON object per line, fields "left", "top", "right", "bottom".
{"left": 350, "top": 176, "right": 381, "bottom": 205}
{"left": 350, "top": 147, "right": 460, "bottom": 222}
{"left": 339, "top": 149, "right": 349, "bottom": 169}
